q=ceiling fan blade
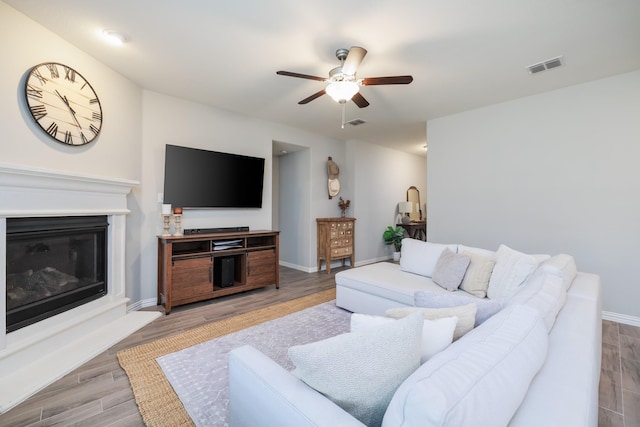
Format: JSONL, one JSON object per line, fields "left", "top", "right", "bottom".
{"left": 342, "top": 46, "right": 368, "bottom": 76}
{"left": 361, "top": 75, "right": 414, "bottom": 85}
{"left": 351, "top": 92, "right": 370, "bottom": 108}
{"left": 299, "top": 89, "right": 326, "bottom": 104}
{"left": 277, "top": 70, "right": 326, "bottom": 82}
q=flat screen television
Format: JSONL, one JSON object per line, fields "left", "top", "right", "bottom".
{"left": 163, "top": 144, "right": 265, "bottom": 208}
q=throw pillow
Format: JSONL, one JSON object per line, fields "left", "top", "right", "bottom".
{"left": 459, "top": 251, "right": 496, "bottom": 298}
{"left": 288, "top": 311, "right": 423, "bottom": 427}
{"left": 386, "top": 303, "right": 477, "bottom": 340}
{"left": 432, "top": 248, "right": 471, "bottom": 291}
{"left": 400, "top": 239, "right": 458, "bottom": 278}
{"left": 351, "top": 313, "right": 458, "bottom": 364}
{"left": 414, "top": 290, "right": 502, "bottom": 326}
{"left": 487, "top": 244, "right": 537, "bottom": 301}
{"left": 382, "top": 305, "right": 548, "bottom": 427}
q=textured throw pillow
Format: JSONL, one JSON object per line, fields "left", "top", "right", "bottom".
{"left": 386, "top": 304, "right": 477, "bottom": 340}
{"left": 400, "top": 239, "right": 458, "bottom": 278}
{"left": 459, "top": 251, "right": 496, "bottom": 298}
{"left": 414, "top": 290, "right": 502, "bottom": 326}
{"left": 288, "top": 311, "right": 423, "bottom": 427}
{"left": 487, "top": 245, "right": 537, "bottom": 301}
{"left": 382, "top": 305, "right": 548, "bottom": 427}
{"left": 432, "top": 248, "right": 470, "bottom": 291}
{"left": 351, "top": 313, "right": 458, "bottom": 364}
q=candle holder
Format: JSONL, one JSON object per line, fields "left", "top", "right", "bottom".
{"left": 173, "top": 214, "right": 183, "bottom": 236}
{"left": 161, "top": 214, "right": 171, "bottom": 236}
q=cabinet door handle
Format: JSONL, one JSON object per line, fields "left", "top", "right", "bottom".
{"left": 247, "top": 261, "right": 251, "bottom": 276}
{"left": 209, "top": 265, "right": 213, "bottom": 283}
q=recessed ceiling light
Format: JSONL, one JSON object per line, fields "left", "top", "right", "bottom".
{"left": 101, "top": 29, "right": 128, "bottom": 46}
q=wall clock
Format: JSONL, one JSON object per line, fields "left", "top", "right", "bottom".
{"left": 24, "top": 62, "right": 102, "bottom": 146}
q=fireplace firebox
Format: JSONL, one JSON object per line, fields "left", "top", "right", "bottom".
{"left": 5, "top": 216, "right": 108, "bottom": 332}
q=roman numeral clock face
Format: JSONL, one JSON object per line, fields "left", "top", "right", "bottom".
{"left": 24, "top": 62, "right": 102, "bottom": 146}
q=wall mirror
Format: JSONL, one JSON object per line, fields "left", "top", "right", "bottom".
{"left": 406, "top": 186, "right": 421, "bottom": 221}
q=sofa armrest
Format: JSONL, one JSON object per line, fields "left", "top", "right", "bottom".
{"left": 228, "top": 345, "right": 365, "bottom": 427}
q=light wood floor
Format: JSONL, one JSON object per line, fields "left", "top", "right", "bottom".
{"left": 1, "top": 266, "right": 638, "bottom": 427}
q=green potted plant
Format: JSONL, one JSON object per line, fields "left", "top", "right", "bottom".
{"left": 382, "top": 225, "right": 404, "bottom": 261}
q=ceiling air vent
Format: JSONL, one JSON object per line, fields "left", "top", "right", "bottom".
{"left": 346, "top": 118, "right": 366, "bottom": 126}
{"left": 527, "top": 56, "right": 563, "bottom": 74}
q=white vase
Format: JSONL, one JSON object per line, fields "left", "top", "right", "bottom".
{"left": 392, "top": 251, "right": 401, "bottom": 262}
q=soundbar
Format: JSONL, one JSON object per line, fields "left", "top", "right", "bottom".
{"left": 184, "top": 226, "right": 250, "bottom": 235}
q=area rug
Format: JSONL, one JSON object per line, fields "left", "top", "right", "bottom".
{"left": 158, "top": 300, "right": 351, "bottom": 426}
{"left": 117, "top": 289, "right": 339, "bottom": 427}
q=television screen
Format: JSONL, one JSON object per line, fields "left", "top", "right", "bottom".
{"left": 163, "top": 144, "right": 265, "bottom": 208}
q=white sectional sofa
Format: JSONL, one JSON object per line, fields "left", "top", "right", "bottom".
{"left": 228, "top": 239, "right": 602, "bottom": 427}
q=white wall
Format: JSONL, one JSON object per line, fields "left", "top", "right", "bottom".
{"left": 427, "top": 70, "right": 640, "bottom": 318}
{"left": 347, "top": 140, "right": 427, "bottom": 264}
{"left": 278, "top": 149, "right": 311, "bottom": 268}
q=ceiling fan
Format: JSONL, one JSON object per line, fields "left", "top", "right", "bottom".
{"left": 276, "top": 46, "right": 413, "bottom": 108}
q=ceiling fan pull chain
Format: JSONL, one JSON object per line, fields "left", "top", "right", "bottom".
{"left": 341, "top": 103, "right": 346, "bottom": 129}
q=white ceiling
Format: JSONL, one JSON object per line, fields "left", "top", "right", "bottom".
{"left": 6, "top": 0, "right": 640, "bottom": 157}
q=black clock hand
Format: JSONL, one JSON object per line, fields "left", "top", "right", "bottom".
{"left": 55, "top": 90, "right": 82, "bottom": 129}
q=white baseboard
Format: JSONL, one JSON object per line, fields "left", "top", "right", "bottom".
{"left": 280, "top": 257, "right": 391, "bottom": 273}
{"left": 279, "top": 261, "right": 315, "bottom": 273}
{"left": 602, "top": 311, "right": 640, "bottom": 327}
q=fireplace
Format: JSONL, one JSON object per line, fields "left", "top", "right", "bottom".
{"left": 6, "top": 216, "right": 108, "bottom": 332}
{"left": 0, "top": 162, "right": 160, "bottom": 413}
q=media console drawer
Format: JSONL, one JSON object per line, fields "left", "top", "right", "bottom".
{"left": 158, "top": 230, "right": 280, "bottom": 314}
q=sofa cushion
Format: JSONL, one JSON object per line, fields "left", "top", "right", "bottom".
{"left": 459, "top": 251, "right": 496, "bottom": 298}
{"left": 432, "top": 248, "right": 470, "bottom": 291}
{"left": 414, "top": 290, "right": 501, "bottom": 326}
{"left": 487, "top": 244, "right": 537, "bottom": 301}
{"left": 540, "top": 254, "right": 578, "bottom": 291}
{"left": 289, "top": 311, "right": 423, "bottom": 427}
{"left": 386, "top": 303, "right": 477, "bottom": 340}
{"left": 400, "top": 239, "right": 458, "bottom": 278}
{"left": 351, "top": 313, "right": 457, "bottom": 364}
{"left": 506, "top": 271, "right": 567, "bottom": 332}
{"left": 382, "top": 305, "right": 548, "bottom": 427}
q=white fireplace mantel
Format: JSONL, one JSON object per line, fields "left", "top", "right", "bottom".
{"left": 0, "top": 162, "right": 160, "bottom": 413}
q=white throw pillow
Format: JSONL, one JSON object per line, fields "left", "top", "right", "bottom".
{"left": 432, "top": 248, "right": 470, "bottom": 291}
{"left": 400, "top": 239, "right": 458, "bottom": 278}
{"left": 487, "top": 244, "right": 537, "bottom": 301}
{"left": 459, "top": 251, "right": 496, "bottom": 298}
{"left": 386, "top": 303, "right": 477, "bottom": 340}
{"left": 288, "top": 311, "right": 423, "bottom": 427}
{"left": 414, "top": 290, "right": 501, "bottom": 326}
{"left": 351, "top": 313, "right": 458, "bottom": 364}
{"left": 382, "top": 305, "right": 548, "bottom": 427}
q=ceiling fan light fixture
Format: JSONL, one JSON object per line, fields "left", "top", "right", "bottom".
{"left": 326, "top": 81, "right": 359, "bottom": 104}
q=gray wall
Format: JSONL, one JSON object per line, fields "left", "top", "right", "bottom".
{"left": 427, "top": 70, "right": 640, "bottom": 319}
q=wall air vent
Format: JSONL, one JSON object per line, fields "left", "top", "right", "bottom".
{"left": 346, "top": 118, "right": 367, "bottom": 126}
{"left": 527, "top": 56, "right": 563, "bottom": 74}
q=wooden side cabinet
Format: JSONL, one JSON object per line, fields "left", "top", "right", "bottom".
{"left": 158, "top": 230, "right": 279, "bottom": 314}
{"left": 316, "top": 217, "right": 355, "bottom": 274}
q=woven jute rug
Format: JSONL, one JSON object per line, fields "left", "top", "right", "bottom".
{"left": 117, "top": 288, "right": 336, "bottom": 427}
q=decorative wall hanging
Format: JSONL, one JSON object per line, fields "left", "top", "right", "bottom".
{"left": 327, "top": 156, "right": 340, "bottom": 199}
